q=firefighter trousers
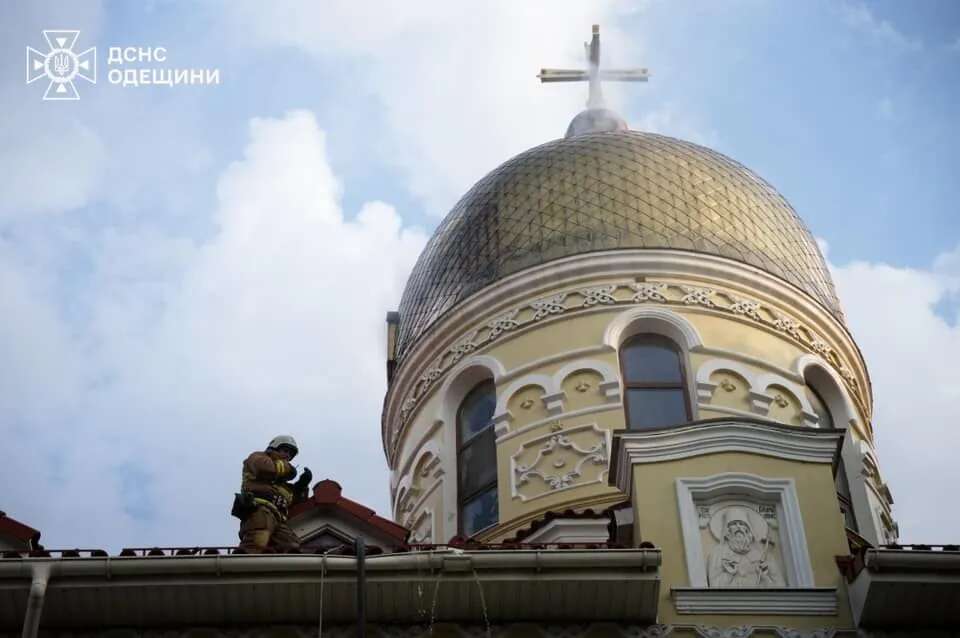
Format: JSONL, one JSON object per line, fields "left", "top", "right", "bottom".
{"left": 238, "top": 505, "right": 300, "bottom": 553}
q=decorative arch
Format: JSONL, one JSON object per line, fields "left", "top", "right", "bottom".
{"left": 553, "top": 359, "right": 621, "bottom": 402}
{"left": 393, "top": 474, "right": 414, "bottom": 517}
{"left": 437, "top": 354, "right": 506, "bottom": 423}
{"left": 603, "top": 306, "right": 704, "bottom": 352}
{"left": 754, "top": 373, "right": 818, "bottom": 427}
{"left": 695, "top": 358, "right": 758, "bottom": 402}
{"left": 795, "top": 354, "right": 858, "bottom": 429}
{"left": 410, "top": 441, "right": 443, "bottom": 484}
{"left": 494, "top": 374, "right": 555, "bottom": 426}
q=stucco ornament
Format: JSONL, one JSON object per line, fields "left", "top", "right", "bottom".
{"left": 630, "top": 281, "right": 668, "bottom": 302}
{"left": 706, "top": 506, "right": 784, "bottom": 587}
{"left": 511, "top": 424, "right": 610, "bottom": 500}
{"left": 580, "top": 284, "right": 618, "bottom": 306}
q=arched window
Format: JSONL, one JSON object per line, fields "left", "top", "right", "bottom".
{"left": 619, "top": 334, "right": 690, "bottom": 429}
{"left": 457, "top": 379, "right": 498, "bottom": 536}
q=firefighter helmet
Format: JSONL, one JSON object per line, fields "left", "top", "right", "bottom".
{"left": 267, "top": 435, "right": 299, "bottom": 459}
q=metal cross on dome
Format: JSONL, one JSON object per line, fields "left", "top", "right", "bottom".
{"left": 538, "top": 25, "right": 650, "bottom": 109}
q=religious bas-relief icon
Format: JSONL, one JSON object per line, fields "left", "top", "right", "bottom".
{"left": 705, "top": 504, "right": 785, "bottom": 587}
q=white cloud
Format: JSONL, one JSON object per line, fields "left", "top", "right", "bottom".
{"left": 831, "top": 245, "right": 960, "bottom": 541}
{"left": 839, "top": 2, "right": 922, "bottom": 51}
{"left": 0, "top": 2, "right": 107, "bottom": 219}
{"left": 0, "top": 111, "right": 427, "bottom": 549}
{"left": 0, "top": 119, "right": 106, "bottom": 220}
{"left": 225, "top": 1, "right": 633, "bottom": 214}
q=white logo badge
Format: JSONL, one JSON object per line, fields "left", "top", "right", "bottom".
{"left": 26, "top": 30, "right": 96, "bottom": 101}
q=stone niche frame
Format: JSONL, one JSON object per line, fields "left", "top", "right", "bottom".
{"left": 671, "top": 472, "right": 837, "bottom": 616}
{"left": 673, "top": 473, "right": 838, "bottom": 615}
{"left": 676, "top": 473, "right": 814, "bottom": 589}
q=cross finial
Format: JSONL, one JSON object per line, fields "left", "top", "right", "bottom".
{"left": 538, "top": 25, "right": 650, "bottom": 136}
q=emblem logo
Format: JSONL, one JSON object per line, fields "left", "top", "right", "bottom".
{"left": 26, "top": 30, "right": 96, "bottom": 101}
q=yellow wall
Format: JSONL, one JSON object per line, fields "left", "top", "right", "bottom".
{"left": 630, "top": 452, "right": 853, "bottom": 628}
{"left": 390, "top": 274, "right": 875, "bottom": 549}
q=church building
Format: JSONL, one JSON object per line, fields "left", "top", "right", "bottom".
{"left": 2, "top": 26, "right": 957, "bottom": 638}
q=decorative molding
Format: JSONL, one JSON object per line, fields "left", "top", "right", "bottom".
{"left": 496, "top": 403, "right": 621, "bottom": 444}
{"left": 389, "top": 275, "right": 861, "bottom": 457}
{"left": 673, "top": 588, "right": 838, "bottom": 615}
{"left": 612, "top": 421, "right": 842, "bottom": 494}
{"left": 407, "top": 508, "right": 435, "bottom": 544}
{"left": 383, "top": 250, "right": 871, "bottom": 466}
{"left": 625, "top": 625, "right": 674, "bottom": 638}
{"left": 774, "top": 629, "right": 837, "bottom": 638}
{"left": 493, "top": 359, "right": 621, "bottom": 434}
{"left": 521, "top": 517, "right": 612, "bottom": 544}
{"left": 680, "top": 285, "right": 717, "bottom": 308}
{"left": 603, "top": 305, "right": 704, "bottom": 351}
{"left": 511, "top": 423, "right": 611, "bottom": 502}
{"left": 543, "top": 391, "right": 566, "bottom": 415}
{"left": 693, "top": 626, "right": 754, "bottom": 638}
{"left": 495, "top": 374, "right": 552, "bottom": 418}
{"left": 695, "top": 358, "right": 819, "bottom": 427}
{"left": 675, "top": 473, "right": 816, "bottom": 589}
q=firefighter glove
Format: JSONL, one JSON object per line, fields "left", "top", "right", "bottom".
{"left": 294, "top": 467, "right": 313, "bottom": 489}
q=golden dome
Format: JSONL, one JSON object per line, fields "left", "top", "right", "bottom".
{"left": 396, "top": 131, "right": 840, "bottom": 362}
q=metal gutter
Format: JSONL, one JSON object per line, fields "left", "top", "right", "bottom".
{"left": 0, "top": 548, "right": 661, "bottom": 630}
{"left": 864, "top": 548, "right": 960, "bottom": 572}
{"left": 0, "top": 548, "right": 660, "bottom": 581}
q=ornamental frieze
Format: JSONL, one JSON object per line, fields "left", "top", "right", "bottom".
{"left": 395, "top": 279, "right": 862, "bottom": 454}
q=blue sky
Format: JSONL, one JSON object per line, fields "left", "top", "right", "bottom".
{"left": 1, "top": 1, "right": 958, "bottom": 550}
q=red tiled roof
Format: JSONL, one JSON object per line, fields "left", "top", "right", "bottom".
{"left": 289, "top": 480, "right": 408, "bottom": 544}
{"left": 0, "top": 511, "right": 41, "bottom": 547}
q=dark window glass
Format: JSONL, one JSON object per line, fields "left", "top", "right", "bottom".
{"left": 458, "top": 379, "right": 496, "bottom": 440}
{"left": 458, "top": 427, "right": 497, "bottom": 497}
{"left": 619, "top": 334, "right": 690, "bottom": 430}
{"left": 625, "top": 388, "right": 688, "bottom": 429}
{"left": 461, "top": 485, "right": 498, "bottom": 537}
{"left": 621, "top": 340, "right": 683, "bottom": 383}
{"left": 457, "top": 379, "right": 498, "bottom": 536}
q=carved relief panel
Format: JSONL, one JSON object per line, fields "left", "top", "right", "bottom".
{"left": 676, "top": 474, "right": 815, "bottom": 589}
{"left": 699, "top": 502, "right": 786, "bottom": 588}
{"left": 510, "top": 423, "right": 611, "bottom": 502}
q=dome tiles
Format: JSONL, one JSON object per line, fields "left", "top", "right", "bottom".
{"left": 395, "top": 130, "right": 841, "bottom": 363}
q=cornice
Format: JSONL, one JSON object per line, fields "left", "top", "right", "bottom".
{"left": 671, "top": 587, "right": 838, "bottom": 615}
{"left": 610, "top": 419, "right": 843, "bottom": 495}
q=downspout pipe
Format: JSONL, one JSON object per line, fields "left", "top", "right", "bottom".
{"left": 21, "top": 562, "right": 51, "bottom": 638}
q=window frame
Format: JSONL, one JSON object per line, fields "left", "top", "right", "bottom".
{"left": 618, "top": 333, "right": 692, "bottom": 430}
{"left": 456, "top": 378, "right": 498, "bottom": 537}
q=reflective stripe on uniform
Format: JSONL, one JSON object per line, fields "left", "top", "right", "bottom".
{"left": 253, "top": 498, "right": 286, "bottom": 521}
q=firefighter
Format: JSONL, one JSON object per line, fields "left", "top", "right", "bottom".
{"left": 235, "top": 435, "right": 312, "bottom": 553}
